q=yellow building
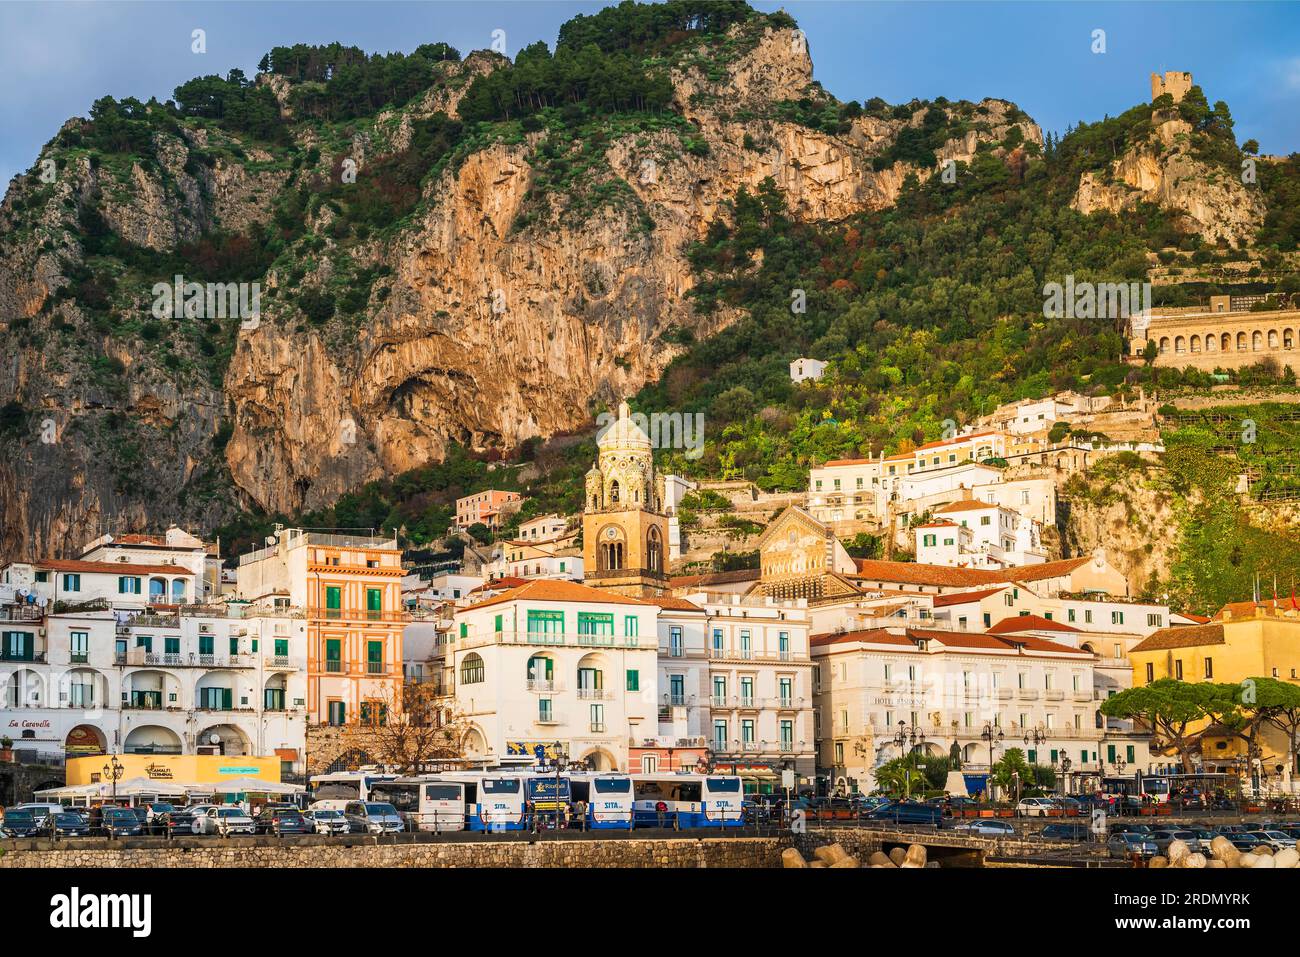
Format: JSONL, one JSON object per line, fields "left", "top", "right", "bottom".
{"left": 1129, "top": 602, "right": 1300, "bottom": 781}
{"left": 65, "top": 753, "right": 281, "bottom": 786}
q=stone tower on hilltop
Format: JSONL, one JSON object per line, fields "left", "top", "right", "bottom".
{"left": 581, "top": 402, "right": 669, "bottom": 598}
{"left": 1151, "top": 70, "right": 1193, "bottom": 104}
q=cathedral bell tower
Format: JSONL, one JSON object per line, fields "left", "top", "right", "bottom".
{"left": 582, "top": 401, "right": 669, "bottom": 598}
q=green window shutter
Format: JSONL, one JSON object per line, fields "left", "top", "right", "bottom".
{"left": 459, "top": 622, "right": 468, "bottom": 639}
{"left": 274, "top": 639, "right": 288, "bottom": 657}
{"left": 325, "top": 586, "right": 341, "bottom": 610}
{"left": 165, "top": 637, "right": 180, "bottom": 654}
{"left": 1126, "top": 745, "right": 1135, "bottom": 763}
{"left": 626, "top": 670, "right": 639, "bottom": 692}
{"left": 230, "top": 636, "right": 239, "bottom": 655}
{"left": 368, "top": 641, "right": 383, "bottom": 665}
{"left": 251, "top": 639, "right": 258, "bottom": 652}
{"left": 199, "top": 635, "right": 213, "bottom": 655}
{"left": 1107, "top": 744, "right": 1116, "bottom": 763}
{"left": 222, "top": 688, "right": 232, "bottom": 710}
{"left": 494, "top": 614, "right": 503, "bottom": 635}
{"left": 325, "top": 639, "right": 341, "bottom": 667}
{"left": 366, "top": 588, "right": 382, "bottom": 612}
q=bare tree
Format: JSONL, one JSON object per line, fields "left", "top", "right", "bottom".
{"left": 341, "top": 680, "right": 468, "bottom": 774}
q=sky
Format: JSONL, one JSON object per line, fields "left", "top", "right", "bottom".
{"left": 1, "top": 0, "right": 1299, "bottom": 193}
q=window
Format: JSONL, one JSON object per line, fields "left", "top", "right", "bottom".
{"left": 1068, "top": 609, "right": 1076, "bottom": 623}
{"left": 739, "top": 630, "right": 751, "bottom": 658}
{"left": 740, "top": 676, "right": 754, "bottom": 706}
{"left": 366, "top": 588, "right": 383, "bottom": 617}
{"left": 229, "top": 636, "right": 239, "bottom": 656}
{"left": 1084, "top": 610, "right": 1093, "bottom": 625}
{"left": 135, "top": 635, "right": 153, "bottom": 652}
{"left": 199, "top": 635, "right": 213, "bottom": 656}
{"left": 624, "top": 615, "right": 639, "bottom": 639}
{"left": 1112, "top": 611, "right": 1124, "bottom": 625}
{"left": 742, "top": 719, "right": 755, "bottom": 744}
{"left": 669, "top": 674, "right": 685, "bottom": 706}
{"left": 713, "top": 676, "right": 727, "bottom": 704}
{"left": 461, "top": 653, "right": 485, "bottom": 684}
{"left": 538, "top": 698, "right": 553, "bottom": 722}
{"left": 327, "top": 700, "right": 346, "bottom": 726}
{"left": 118, "top": 576, "right": 141, "bottom": 594}
{"left": 325, "top": 639, "right": 341, "bottom": 672}
{"left": 669, "top": 626, "right": 683, "bottom": 658}
{"left": 63, "top": 574, "right": 81, "bottom": 592}
{"left": 780, "top": 720, "right": 794, "bottom": 751}
{"left": 713, "top": 720, "right": 728, "bottom": 749}
{"left": 578, "top": 667, "right": 603, "bottom": 692}
{"left": 923, "top": 534, "right": 936, "bottom": 548}
{"left": 526, "top": 610, "right": 564, "bottom": 639}
{"left": 578, "top": 612, "right": 615, "bottom": 639}
{"left": 164, "top": 636, "right": 180, "bottom": 655}
{"left": 641, "top": 755, "right": 658, "bottom": 773}
{"left": 70, "top": 631, "right": 89, "bottom": 663}
{"left": 459, "top": 622, "right": 468, "bottom": 640}
{"left": 325, "top": 587, "right": 341, "bottom": 617}
{"left": 778, "top": 632, "right": 789, "bottom": 658}
{"left": 367, "top": 641, "right": 384, "bottom": 675}
{"left": 1147, "top": 613, "right": 1163, "bottom": 627}
{"left": 589, "top": 704, "right": 605, "bottom": 733}
{"left": 835, "top": 742, "right": 844, "bottom": 764}
{"left": 274, "top": 638, "right": 288, "bottom": 658}
{"left": 199, "top": 687, "right": 232, "bottom": 710}
{"left": 626, "top": 670, "right": 639, "bottom": 692}
{"left": 1145, "top": 662, "right": 1154, "bottom": 683}
{"left": 1174, "top": 660, "right": 1183, "bottom": 680}
{"left": 779, "top": 677, "right": 792, "bottom": 706}
{"left": 712, "top": 629, "right": 724, "bottom": 654}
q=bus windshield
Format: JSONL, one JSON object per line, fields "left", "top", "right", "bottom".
{"left": 705, "top": 778, "right": 741, "bottom": 793}
{"left": 424, "top": 784, "right": 462, "bottom": 801}
{"left": 482, "top": 778, "right": 521, "bottom": 794}
{"left": 594, "top": 779, "right": 631, "bottom": 794}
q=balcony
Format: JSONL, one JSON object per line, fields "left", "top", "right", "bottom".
{"left": 264, "top": 655, "right": 301, "bottom": 670}
{"left": 0, "top": 650, "right": 46, "bottom": 663}
{"left": 527, "top": 679, "right": 559, "bottom": 693}
{"left": 535, "top": 712, "right": 563, "bottom": 725}
{"left": 1016, "top": 688, "right": 1039, "bottom": 700}
{"left": 1072, "top": 689, "right": 1094, "bottom": 702}
{"left": 456, "top": 629, "right": 647, "bottom": 652}
{"left": 1044, "top": 689, "right": 1065, "bottom": 701}
{"left": 590, "top": 722, "right": 606, "bottom": 733}
{"left": 577, "top": 689, "right": 610, "bottom": 700}
{"left": 0, "top": 606, "right": 44, "bottom": 622}
{"left": 113, "top": 651, "right": 255, "bottom": 669}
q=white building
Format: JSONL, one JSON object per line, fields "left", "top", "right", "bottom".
{"left": 789, "top": 357, "right": 827, "bottom": 383}
{"left": 915, "top": 500, "right": 1046, "bottom": 568}
{"left": 1, "top": 600, "right": 307, "bottom": 773}
{"left": 440, "top": 580, "right": 660, "bottom": 771}
{"left": 516, "top": 514, "right": 571, "bottom": 541}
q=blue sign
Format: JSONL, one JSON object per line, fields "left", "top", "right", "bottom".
{"left": 962, "top": 773, "right": 989, "bottom": 796}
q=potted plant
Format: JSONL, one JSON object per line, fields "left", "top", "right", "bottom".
{"left": 0, "top": 736, "right": 12, "bottom": 762}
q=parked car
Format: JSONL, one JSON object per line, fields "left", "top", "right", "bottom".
{"left": 49, "top": 812, "right": 90, "bottom": 837}
{"left": 0, "top": 808, "right": 42, "bottom": 837}
{"left": 1226, "top": 833, "right": 1262, "bottom": 852}
{"left": 1150, "top": 829, "right": 1202, "bottom": 854}
{"left": 1108, "top": 831, "right": 1159, "bottom": 859}
{"left": 864, "top": 801, "right": 943, "bottom": 827}
{"left": 950, "top": 819, "right": 1015, "bottom": 836}
{"left": 1109, "top": 822, "right": 1152, "bottom": 835}
{"left": 100, "top": 806, "right": 144, "bottom": 836}
{"left": 304, "top": 808, "right": 350, "bottom": 835}
{"left": 254, "top": 806, "right": 309, "bottom": 835}
{"left": 1245, "top": 830, "right": 1296, "bottom": 851}
{"left": 13, "top": 802, "right": 65, "bottom": 827}
{"left": 343, "top": 801, "right": 404, "bottom": 834}
{"left": 1052, "top": 797, "right": 1082, "bottom": 816}
{"left": 1041, "top": 822, "right": 1091, "bottom": 841}
{"left": 1016, "top": 797, "right": 1057, "bottom": 817}
{"left": 196, "top": 806, "right": 256, "bottom": 836}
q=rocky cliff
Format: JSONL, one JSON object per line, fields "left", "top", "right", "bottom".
{"left": 1072, "top": 115, "right": 1265, "bottom": 246}
{"left": 0, "top": 19, "right": 1040, "bottom": 556}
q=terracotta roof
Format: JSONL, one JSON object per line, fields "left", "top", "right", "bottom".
{"left": 931, "top": 587, "right": 1006, "bottom": 607}
{"left": 36, "top": 559, "right": 196, "bottom": 576}
{"left": 469, "top": 576, "right": 530, "bottom": 594}
{"left": 1212, "top": 598, "right": 1300, "bottom": 620}
{"left": 1130, "top": 622, "right": 1226, "bottom": 653}
{"left": 468, "top": 578, "right": 649, "bottom": 610}
{"left": 810, "top": 628, "right": 911, "bottom": 648}
{"left": 821, "top": 457, "right": 875, "bottom": 468}
{"left": 987, "top": 614, "right": 1082, "bottom": 635}
{"left": 935, "top": 499, "right": 997, "bottom": 514}
{"left": 914, "top": 520, "right": 959, "bottom": 529}
{"left": 884, "top": 452, "right": 914, "bottom": 462}
{"left": 1007, "top": 634, "right": 1091, "bottom": 655}
{"left": 909, "top": 628, "right": 1013, "bottom": 650}
{"left": 640, "top": 596, "right": 705, "bottom": 612}
{"left": 668, "top": 568, "right": 760, "bottom": 588}
{"left": 1178, "top": 612, "right": 1212, "bottom": 624}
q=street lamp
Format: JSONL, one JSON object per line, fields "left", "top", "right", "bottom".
{"left": 893, "top": 721, "right": 926, "bottom": 798}
{"left": 550, "top": 741, "right": 568, "bottom": 830}
{"left": 1059, "top": 754, "right": 1073, "bottom": 796}
{"left": 1023, "top": 726, "right": 1046, "bottom": 750}
{"left": 982, "top": 723, "right": 1004, "bottom": 802}
{"left": 101, "top": 755, "right": 125, "bottom": 804}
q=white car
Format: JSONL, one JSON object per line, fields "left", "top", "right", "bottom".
{"left": 1016, "top": 797, "right": 1057, "bottom": 817}
{"left": 196, "top": 806, "right": 256, "bottom": 835}
{"left": 304, "top": 808, "right": 350, "bottom": 835}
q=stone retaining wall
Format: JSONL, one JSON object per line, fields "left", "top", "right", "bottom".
{"left": 0, "top": 834, "right": 790, "bottom": 868}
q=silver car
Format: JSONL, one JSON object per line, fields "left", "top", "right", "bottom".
{"left": 1108, "top": 832, "right": 1159, "bottom": 858}
{"left": 304, "top": 808, "right": 350, "bottom": 835}
{"left": 951, "top": 820, "right": 1016, "bottom": 836}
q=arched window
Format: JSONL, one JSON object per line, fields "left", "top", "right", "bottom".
{"left": 460, "top": 653, "right": 485, "bottom": 685}
{"left": 646, "top": 526, "right": 663, "bottom": 573}
{"left": 527, "top": 655, "right": 553, "bottom": 683}
{"left": 609, "top": 480, "right": 620, "bottom": 504}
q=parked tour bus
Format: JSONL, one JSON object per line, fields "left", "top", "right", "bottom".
{"left": 367, "top": 778, "right": 467, "bottom": 832}
{"left": 523, "top": 773, "right": 572, "bottom": 828}
{"left": 441, "top": 772, "right": 528, "bottom": 832}
{"left": 630, "top": 773, "right": 745, "bottom": 828}
{"left": 568, "top": 772, "right": 635, "bottom": 830}
{"left": 308, "top": 770, "right": 397, "bottom": 806}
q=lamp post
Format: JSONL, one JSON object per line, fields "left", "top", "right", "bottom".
{"left": 551, "top": 741, "right": 568, "bottom": 830}
{"left": 982, "top": 723, "right": 1004, "bottom": 802}
{"left": 893, "top": 721, "right": 926, "bottom": 799}
{"left": 101, "top": 755, "right": 125, "bottom": 805}
{"left": 1059, "top": 754, "right": 1073, "bottom": 797}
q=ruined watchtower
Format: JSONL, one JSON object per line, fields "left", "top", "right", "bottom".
{"left": 1150, "top": 71, "right": 1193, "bottom": 104}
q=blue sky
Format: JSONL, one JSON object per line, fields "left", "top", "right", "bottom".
{"left": 2, "top": 1, "right": 1299, "bottom": 193}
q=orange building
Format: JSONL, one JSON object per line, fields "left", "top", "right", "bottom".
{"left": 236, "top": 528, "right": 405, "bottom": 726}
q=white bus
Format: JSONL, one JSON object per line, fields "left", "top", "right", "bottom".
{"left": 440, "top": 772, "right": 528, "bottom": 832}
{"left": 630, "top": 773, "right": 745, "bottom": 829}
{"left": 569, "top": 772, "right": 634, "bottom": 830}
{"left": 367, "top": 778, "right": 467, "bottom": 832}
{"left": 308, "top": 770, "right": 397, "bottom": 806}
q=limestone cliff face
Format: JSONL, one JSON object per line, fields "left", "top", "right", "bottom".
{"left": 222, "top": 25, "right": 1038, "bottom": 516}
{"left": 1072, "top": 116, "right": 1264, "bottom": 245}
{"left": 1, "top": 23, "right": 1042, "bottom": 555}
